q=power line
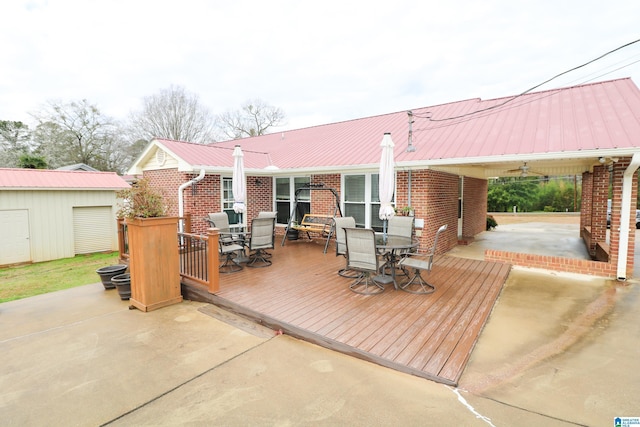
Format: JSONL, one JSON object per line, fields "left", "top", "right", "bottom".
{"left": 412, "top": 38, "right": 640, "bottom": 122}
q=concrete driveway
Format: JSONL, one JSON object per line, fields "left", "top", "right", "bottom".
{"left": 1, "top": 263, "right": 638, "bottom": 426}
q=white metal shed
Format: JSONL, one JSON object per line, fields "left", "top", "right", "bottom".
{"left": 0, "top": 168, "right": 130, "bottom": 266}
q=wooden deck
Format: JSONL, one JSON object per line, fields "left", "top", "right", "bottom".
{"left": 183, "top": 239, "right": 511, "bottom": 386}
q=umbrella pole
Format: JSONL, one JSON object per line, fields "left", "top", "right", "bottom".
{"left": 383, "top": 219, "right": 388, "bottom": 243}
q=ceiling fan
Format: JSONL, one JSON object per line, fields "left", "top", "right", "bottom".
{"left": 506, "top": 162, "right": 545, "bottom": 177}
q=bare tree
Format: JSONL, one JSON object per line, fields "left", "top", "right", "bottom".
{"left": 31, "top": 99, "right": 130, "bottom": 173}
{"left": 128, "top": 85, "right": 216, "bottom": 144}
{"left": 0, "top": 121, "right": 33, "bottom": 167}
{"left": 216, "top": 98, "right": 285, "bottom": 140}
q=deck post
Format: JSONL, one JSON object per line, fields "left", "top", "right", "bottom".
{"left": 207, "top": 228, "right": 220, "bottom": 293}
{"left": 116, "top": 218, "right": 129, "bottom": 262}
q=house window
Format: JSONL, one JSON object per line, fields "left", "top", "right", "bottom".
{"left": 275, "top": 176, "right": 310, "bottom": 224}
{"left": 222, "top": 177, "right": 240, "bottom": 224}
{"left": 343, "top": 173, "right": 391, "bottom": 230}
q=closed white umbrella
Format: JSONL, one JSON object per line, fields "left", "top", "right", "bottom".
{"left": 378, "top": 133, "right": 395, "bottom": 239}
{"left": 232, "top": 145, "right": 246, "bottom": 222}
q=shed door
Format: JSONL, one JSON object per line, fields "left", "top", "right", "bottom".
{"left": 0, "top": 209, "right": 31, "bottom": 265}
{"left": 73, "top": 207, "right": 113, "bottom": 254}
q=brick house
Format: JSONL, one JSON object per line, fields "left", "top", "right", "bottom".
{"left": 128, "top": 78, "right": 640, "bottom": 279}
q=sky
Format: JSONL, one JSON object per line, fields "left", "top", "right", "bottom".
{"left": 1, "top": 0, "right": 639, "bottom": 133}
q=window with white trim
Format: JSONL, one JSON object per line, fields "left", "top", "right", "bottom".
{"left": 275, "top": 176, "right": 310, "bottom": 224}
{"left": 222, "top": 177, "right": 241, "bottom": 224}
{"left": 342, "top": 173, "right": 393, "bottom": 231}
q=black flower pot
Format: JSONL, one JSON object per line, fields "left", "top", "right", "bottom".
{"left": 287, "top": 227, "right": 299, "bottom": 240}
{"left": 96, "top": 265, "right": 128, "bottom": 290}
{"left": 112, "top": 273, "right": 131, "bottom": 300}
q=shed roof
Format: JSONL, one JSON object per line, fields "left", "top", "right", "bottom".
{"left": 0, "top": 168, "right": 130, "bottom": 190}
{"left": 56, "top": 163, "right": 100, "bottom": 172}
{"left": 130, "top": 78, "right": 640, "bottom": 178}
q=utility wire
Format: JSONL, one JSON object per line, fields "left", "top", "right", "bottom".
{"left": 412, "top": 38, "right": 640, "bottom": 122}
{"left": 411, "top": 55, "right": 640, "bottom": 134}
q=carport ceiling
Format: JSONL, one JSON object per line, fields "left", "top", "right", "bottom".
{"left": 431, "top": 155, "right": 618, "bottom": 179}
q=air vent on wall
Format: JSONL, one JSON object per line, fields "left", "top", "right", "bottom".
{"left": 155, "top": 149, "right": 166, "bottom": 166}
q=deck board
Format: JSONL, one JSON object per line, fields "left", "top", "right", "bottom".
{"left": 182, "top": 239, "right": 511, "bottom": 386}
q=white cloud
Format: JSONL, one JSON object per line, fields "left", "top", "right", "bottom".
{"left": 1, "top": 0, "right": 639, "bottom": 133}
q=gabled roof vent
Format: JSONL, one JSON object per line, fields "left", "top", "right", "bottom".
{"left": 156, "top": 149, "right": 166, "bottom": 166}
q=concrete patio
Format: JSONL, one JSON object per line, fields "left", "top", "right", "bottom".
{"left": 1, "top": 254, "right": 638, "bottom": 426}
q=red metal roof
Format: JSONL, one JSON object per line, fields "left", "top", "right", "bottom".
{"left": 157, "top": 140, "right": 272, "bottom": 170}
{"left": 0, "top": 168, "right": 130, "bottom": 190}
{"left": 150, "top": 78, "right": 640, "bottom": 172}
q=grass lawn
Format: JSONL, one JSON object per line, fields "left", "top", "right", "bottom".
{"left": 0, "top": 252, "right": 121, "bottom": 303}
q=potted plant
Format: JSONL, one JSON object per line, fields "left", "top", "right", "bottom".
{"left": 287, "top": 220, "right": 299, "bottom": 240}
{"left": 397, "top": 206, "right": 414, "bottom": 216}
{"left": 116, "top": 178, "right": 182, "bottom": 312}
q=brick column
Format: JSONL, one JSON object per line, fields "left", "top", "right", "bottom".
{"left": 609, "top": 157, "right": 637, "bottom": 276}
{"left": 590, "top": 165, "right": 609, "bottom": 254}
{"left": 580, "top": 171, "right": 593, "bottom": 232}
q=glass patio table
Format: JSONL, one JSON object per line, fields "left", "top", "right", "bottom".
{"left": 374, "top": 233, "right": 419, "bottom": 289}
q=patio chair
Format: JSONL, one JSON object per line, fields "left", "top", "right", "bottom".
{"left": 246, "top": 217, "right": 276, "bottom": 268}
{"left": 384, "top": 215, "right": 415, "bottom": 275}
{"left": 388, "top": 215, "right": 414, "bottom": 239}
{"left": 333, "top": 216, "right": 359, "bottom": 278}
{"left": 218, "top": 239, "right": 244, "bottom": 273}
{"left": 397, "top": 224, "right": 447, "bottom": 294}
{"left": 344, "top": 227, "right": 385, "bottom": 295}
{"left": 207, "top": 212, "right": 241, "bottom": 244}
{"left": 257, "top": 211, "right": 277, "bottom": 258}
{"left": 207, "top": 212, "right": 230, "bottom": 229}
{"left": 207, "top": 212, "right": 231, "bottom": 236}
{"left": 257, "top": 211, "right": 277, "bottom": 219}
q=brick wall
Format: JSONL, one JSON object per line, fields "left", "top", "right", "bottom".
{"left": 310, "top": 174, "right": 341, "bottom": 215}
{"left": 143, "top": 169, "right": 187, "bottom": 217}
{"left": 609, "top": 157, "right": 637, "bottom": 276}
{"left": 591, "top": 164, "right": 609, "bottom": 249}
{"left": 580, "top": 171, "right": 593, "bottom": 231}
{"left": 246, "top": 176, "right": 274, "bottom": 222}
{"left": 462, "top": 176, "right": 488, "bottom": 237}
{"left": 409, "top": 169, "right": 459, "bottom": 253}
{"left": 183, "top": 174, "right": 221, "bottom": 234}
{"left": 484, "top": 250, "right": 617, "bottom": 276}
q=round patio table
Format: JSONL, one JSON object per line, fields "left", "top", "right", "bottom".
{"left": 374, "top": 233, "right": 419, "bottom": 289}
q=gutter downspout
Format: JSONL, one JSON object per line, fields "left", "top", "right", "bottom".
{"left": 407, "top": 169, "right": 412, "bottom": 207}
{"left": 179, "top": 169, "right": 206, "bottom": 233}
{"left": 616, "top": 153, "right": 640, "bottom": 281}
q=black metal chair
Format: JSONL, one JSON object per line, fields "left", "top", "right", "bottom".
{"left": 344, "top": 227, "right": 385, "bottom": 295}
{"left": 246, "top": 217, "right": 276, "bottom": 268}
{"left": 397, "top": 224, "right": 447, "bottom": 294}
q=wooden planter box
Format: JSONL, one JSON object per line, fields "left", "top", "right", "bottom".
{"left": 126, "top": 216, "right": 182, "bottom": 312}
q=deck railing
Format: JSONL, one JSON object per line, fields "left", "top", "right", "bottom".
{"left": 178, "top": 229, "right": 220, "bottom": 292}
{"left": 116, "top": 215, "right": 220, "bottom": 293}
